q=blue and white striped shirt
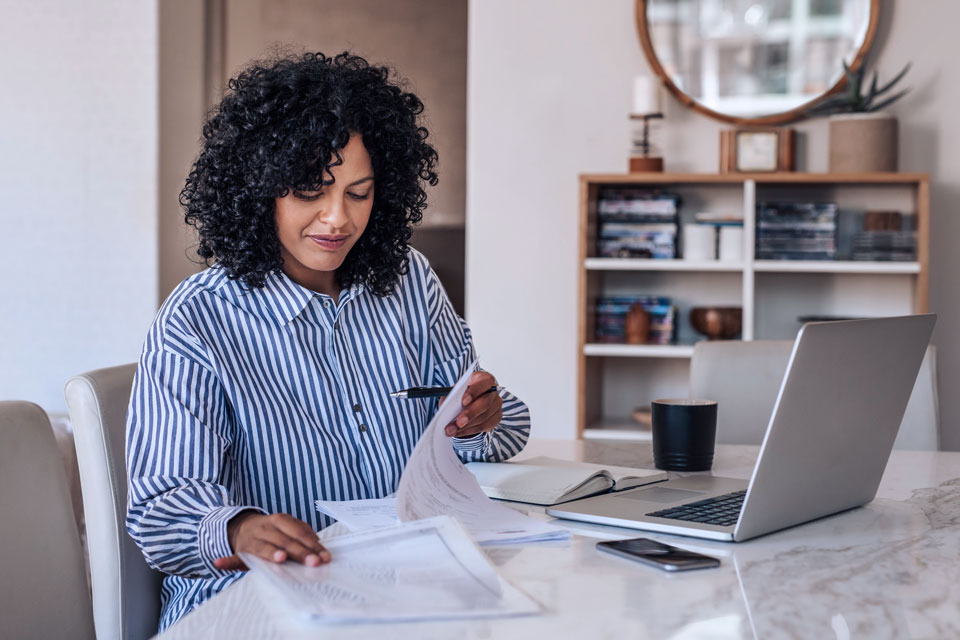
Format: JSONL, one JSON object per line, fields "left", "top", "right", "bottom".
{"left": 125, "top": 248, "right": 530, "bottom": 631}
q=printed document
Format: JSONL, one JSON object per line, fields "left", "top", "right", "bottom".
{"left": 316, "top": 360, "right": 569, "bottom": 545}
{"left": 243, "top": 516, "right": 540, "bottom": 623}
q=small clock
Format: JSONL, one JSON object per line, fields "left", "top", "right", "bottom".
{"left": 720, "top": 128, "right": 795, "bottom": 173}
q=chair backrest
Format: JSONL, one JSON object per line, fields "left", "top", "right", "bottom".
{"left": 690, "top": 340, "right": 794, "bottom": 445}
{"left": 0, "top": 401, "right": 96, "bottom": 640}
{"left": 895, "top": 346, "right": 940, "bottom": 450}
{"left": 65, "top": 364, "right": 163, "bottom": 640}
{"left": 689, "top": 341, "right": 939, "bottom": 450}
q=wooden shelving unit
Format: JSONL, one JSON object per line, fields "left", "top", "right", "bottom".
{"left": 578, "top": 172, "right": 930, "bottom": 439}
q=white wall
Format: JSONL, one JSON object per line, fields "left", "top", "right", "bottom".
{"left": 468, "top": 0, "right": 960, "bottom": 445}
{"left": 467, "top": 0, "right": 642, "bottom": 439}
{"left": 0, "top": 0, "right": 158, "bottom": 413}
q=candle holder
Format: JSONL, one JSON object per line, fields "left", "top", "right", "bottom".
{"left": 629, "top": 112, "right": 664, "bottom": 173}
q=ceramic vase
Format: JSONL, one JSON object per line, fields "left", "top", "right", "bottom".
{"left": 828, "top": 113, "right": 898, "bottom": 173}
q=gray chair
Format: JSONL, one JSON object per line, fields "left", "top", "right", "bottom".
{"left": 65, "top": 364, "right": 163, "bottom": 640}
{"left": 689, "top": 341, "right": 939, "bottom": 450}
{"left": 0, "top": 401, "right": 96, "bottom": 640}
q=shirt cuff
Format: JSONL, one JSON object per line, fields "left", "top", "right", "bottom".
{"left": 451, "top": 431, "right": 490, "bottom": 453}
{"left": 197, "top": 505, "right": 266, "bottom": 575}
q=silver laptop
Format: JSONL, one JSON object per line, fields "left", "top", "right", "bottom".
{"left": 547, "top": 314, "right": 936, "bottom": 542}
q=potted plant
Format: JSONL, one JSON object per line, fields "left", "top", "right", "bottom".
{"left": 806, "top": 61, "right": 911, "bottom": 173}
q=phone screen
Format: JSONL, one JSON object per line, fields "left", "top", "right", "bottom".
{"left": 596, "top": 538, "right": 720, "bottom": 571}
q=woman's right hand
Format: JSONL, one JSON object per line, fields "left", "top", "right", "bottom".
{"left": 213, "top": 511, "right": 331, "bottom": 572}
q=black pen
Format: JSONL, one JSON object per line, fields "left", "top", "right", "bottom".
{"left": 389, "top": 385, "right": 498, "bottom": 400}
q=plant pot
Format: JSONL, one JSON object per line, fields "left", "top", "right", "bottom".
{"left": 828, "top": 113, "right": 898, "bottom": 173}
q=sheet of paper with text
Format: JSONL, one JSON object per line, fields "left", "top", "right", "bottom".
{"left": 394, "top": 361, "right": 568, "bottom": 544}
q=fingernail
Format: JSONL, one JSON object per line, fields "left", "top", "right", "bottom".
{"left": 445, "top": 426, "right": 455, "bottom": 436}
{"left": 462, "top": 395, "right": 471, "bottom": 406}
{"left": 320, "top": 550, "right": 331, "bottom": 562}
{"left": 457, "top": 417, "right": 467, "bottom": 427}
{"left": 305, "top": 554, "right": 320, "bottom": 566}
{"left": 273, "top": 550, "right": 285, "bottom": 562}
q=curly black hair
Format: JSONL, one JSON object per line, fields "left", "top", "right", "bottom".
{"left": 180, "top": 51, "right": 439, "bottom": 295}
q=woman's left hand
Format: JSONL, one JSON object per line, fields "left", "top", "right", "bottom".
{"left": 444, "top": 371, "right": 503, "bottom": 438}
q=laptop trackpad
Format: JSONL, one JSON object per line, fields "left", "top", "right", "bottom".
{"left": 620, "top": 487, "right": 707, "bottom": 503}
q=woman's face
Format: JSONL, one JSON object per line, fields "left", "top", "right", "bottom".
{"left": 275, "top": 133, "right": 375, "bottom": 294}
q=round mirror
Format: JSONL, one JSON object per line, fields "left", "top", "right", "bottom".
{"left": 637, "top": 0, "right": 878, "bottom": 124}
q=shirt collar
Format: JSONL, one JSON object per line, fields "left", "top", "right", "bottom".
{"left": 257, "top": 270, "right": 365, "bottom": 325}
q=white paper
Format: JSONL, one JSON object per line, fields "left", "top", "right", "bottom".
{"left": 318, "top": 494, "right": 567, "bottom": 546}
{"left": 315, "top": 497, "right": 397, "bottom": 531}
{"left": 316, "top": 361, "right": 570, "bottom": 545}
{"left": 242, "top": 516, "right": 540, "bottom": 623}
{"left": 394, "top": 361, "right": 569, "bottom": 544}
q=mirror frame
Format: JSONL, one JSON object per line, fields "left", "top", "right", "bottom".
{"left": 635, "top": 0, "right": 879, "bottom": 125}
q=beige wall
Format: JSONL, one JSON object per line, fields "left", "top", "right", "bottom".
{"left": 468, "top": 0, "right": 960, "bottom": 446}
{"left": 159, "top": 0, "right": 208, "bottom": 300}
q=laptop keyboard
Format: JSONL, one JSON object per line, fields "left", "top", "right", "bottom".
{"left": 646, "top": 490, "right": 746, "bottom": 527}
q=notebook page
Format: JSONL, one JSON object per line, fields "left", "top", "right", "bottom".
{"left": 516, "top": 456, "right": 666, "bottom": 491}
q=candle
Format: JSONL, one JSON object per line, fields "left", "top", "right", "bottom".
{"left": 633, "top": 75, "right": 662, "bottom": 115}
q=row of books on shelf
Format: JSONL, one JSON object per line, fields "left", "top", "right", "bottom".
{"left": 756, "top": 204, "right": 917, "bottom": 261}
{"left": 594, "top": 296, "right": 676, "bottom": 345}
{"left": 846, "top": 211, "right": 917, "bottom": 262}
{"left": 756, "top": 202, "right": 837, "bottom": 260}
{"left": 593, "top": 188, "right": 916, "bottom": 262}
{"left": 596, "top": 189, "right": 679, "bottom": 259}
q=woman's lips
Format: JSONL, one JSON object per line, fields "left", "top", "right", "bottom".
{"left": 308, "top": 235, "right": 348, "bottom": 250}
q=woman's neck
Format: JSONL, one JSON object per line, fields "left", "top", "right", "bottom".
{"left": 283, "top": 266, "right": 340, "bottom": 303}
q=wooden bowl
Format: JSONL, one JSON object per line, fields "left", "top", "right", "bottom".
{"left": 690, "top": 307, "right": 742, "bottom": 340}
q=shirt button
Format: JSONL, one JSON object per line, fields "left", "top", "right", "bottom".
{"left": 334, "top": 320, "right": 340, "bottom": 331}
{"left": 353, "top": 403, "right": 361, "bottom": 412}
{"left": 358, "top": 424, "right": 368, "bottom": 433}
{"left": 323, "top": 300, "right": 331, "bottom": 309}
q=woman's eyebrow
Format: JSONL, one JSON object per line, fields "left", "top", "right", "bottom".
{"left": 347, "top": 176, "right": 375, "bottom": 187}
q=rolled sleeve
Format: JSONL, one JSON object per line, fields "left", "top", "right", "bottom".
{"left": 452, "top": 386, "right": 531, "bottom": 463}
{"left": 126, "top": 343, "right": 250, "bottom": 579}
{"left": 197, "top": 505, "right": 266, "bottom": 574}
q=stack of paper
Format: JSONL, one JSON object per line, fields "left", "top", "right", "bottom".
{"left": 243, "top": 516, "right": 540, "bottom": 623}
{"left": 316, "top": 495, "right": 569, "bottom": 546}
{"left": 315, "top": 360, "right": 570, "bottom": 546}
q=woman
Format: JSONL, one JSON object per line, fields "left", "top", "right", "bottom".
{"left": 126, "top": 52, "right": 530, "bottom": 630}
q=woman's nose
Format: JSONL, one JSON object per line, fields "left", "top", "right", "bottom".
{"left": 317, "top": 195, "right": 348, "bottom": 227}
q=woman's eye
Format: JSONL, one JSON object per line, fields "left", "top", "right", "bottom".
{"left": 294, "top": 191, "right": 321, "bottom": 201}
{"left": 348, "top": 191, "right": 371, "bottom": 201}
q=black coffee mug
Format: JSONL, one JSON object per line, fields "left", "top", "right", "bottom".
{"left": 651, "top": 399, "right": 718, "bottom": 471}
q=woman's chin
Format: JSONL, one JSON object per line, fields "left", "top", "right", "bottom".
{"left": 302, "top": 261, "right": 343, "bottom": 275}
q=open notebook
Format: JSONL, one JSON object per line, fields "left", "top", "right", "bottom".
{"left": 465, "top": 456, "right": 667, "bottom": 506}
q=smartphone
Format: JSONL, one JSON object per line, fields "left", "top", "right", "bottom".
{"left": 596, "top": 538, "right": 720, "bottom": 572}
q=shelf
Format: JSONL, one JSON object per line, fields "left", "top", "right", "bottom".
{"left": 584, "top": 344, "right": 695, "bottom": 358}
{"left": 585, "top": 258, "right": 744, "bottom": 272}
{"left": 578, "top": 172, "right": 929, "bottom": 438}
{"left": 583, "top": 419, "right": 653, "bottom": 442}
{"left": 585, "top": 258, "right": 920, "bottom": 274}
{"left": 754, "top": 261, "right": 920, "bottom": 274}
{"left": 581, "top": 172, "right": 928, "bottom": 185}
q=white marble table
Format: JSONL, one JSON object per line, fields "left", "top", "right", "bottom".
{"left": 157, "top": 439, "right": 960, "bottom": 639}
